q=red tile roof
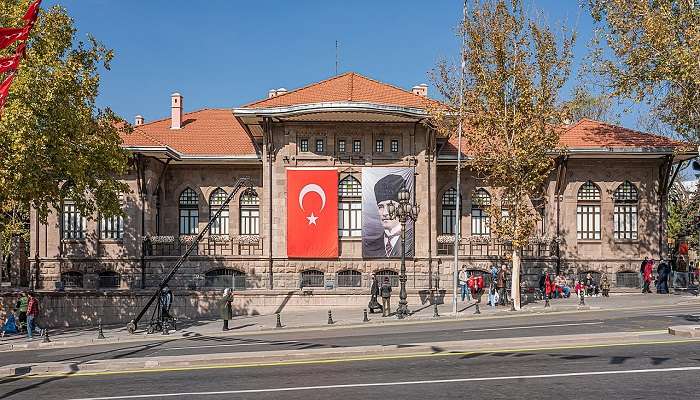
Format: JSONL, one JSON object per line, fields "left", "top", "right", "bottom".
{"left": 120, "top": 109, "right": 257, "bottom": 157}
{"left": 243, "top": 72, "right": 431, "bottom": 109}
{"left": 440, "top": 118, "right": 689, "bottom": 157}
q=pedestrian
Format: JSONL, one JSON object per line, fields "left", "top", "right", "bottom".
{"left": 575, "top": 280, "right": 585, "bottom": 299}
{"left": 458, "top": 266, "right": 469, "bottom": 302}
{"left": 220, "top": 287, "right": 233, "bottom": 331}
{"left": 160, "top": 285, "right": 173, "bottom": 320}
{"left": 585, "top": 273, "right": 595, "bottom": 297}
{"left": 16, "top": 291, "right": 28, "bottom": 333}
{"left": 539, "top": 270, "right": 547, "bottom": 300}
{"left": 475, "top": 273, "right": 485, "bottom": 303}
{"left": 26, "top": 292, "right": 39, "bottom": 339}
{"left": 368, "top": 273, "right": 383, "bottom": 314}
{"left": 600, "top": 273, "right": 610, "bottom": 297}
{"left": 545, "top": 273, "right": 552, "bottom": 300}
{"left": 380, "top": 277, "right": 392, "bottom": 317}
{"left": 468, "top": 273, "right": 477, "bottom": 301}
{"left": 656, "top": 261, "right": 670, "bottom": 294}
{"left": 497, "top": 265, "right": 507, "bottom": 306}
{"left": 642, "top": 259, "right": 653, "bottom": 294}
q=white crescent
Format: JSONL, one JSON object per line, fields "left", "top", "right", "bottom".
{"left": 298, "top": 183, "right": 326, "bottom": 211}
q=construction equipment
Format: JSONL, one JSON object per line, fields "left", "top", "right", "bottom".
{"left": 127, "top": 177, "right": 253, "bottom": 334}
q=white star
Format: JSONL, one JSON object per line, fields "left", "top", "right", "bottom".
{"left": 306, "top": 212, "right": 319, "bottom": 225}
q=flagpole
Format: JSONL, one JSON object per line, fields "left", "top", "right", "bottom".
{"left": 453, "top": 0, "right": 467, "bottom": 316}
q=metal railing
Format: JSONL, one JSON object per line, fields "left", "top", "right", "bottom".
{"left": 615, "top": 272, "right": 640, "bottom": 288}
{"left": 146, "top": 237, "right": 263, "bottom": 257}
{"left": 437, "top": 240, "right": 555, "bottom": 258}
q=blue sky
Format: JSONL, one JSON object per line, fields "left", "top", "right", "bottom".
{"left": 47, "top": 1, "right": 637, "bottom": 128}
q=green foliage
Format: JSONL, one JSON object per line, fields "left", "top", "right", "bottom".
{"left": 587, "top": 0, "right": 700, "bottom": 142}
{"left": 0, "top": 1, "right": 130, "bottom": 254}
{"left": 667, "top": 181, "right": 699, "bottom": 248}
{"left": 430, "top": 0, "right": 574, "bottom": 249}
{"left": 563, "top": 85, "right": 616, "bottom": 124}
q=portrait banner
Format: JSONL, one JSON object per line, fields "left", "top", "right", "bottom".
{"left": 362, "top": 167, "right": 415, "bottom": 258}
{"left": 287, "top": 168, "right": 338, "bottom": 258}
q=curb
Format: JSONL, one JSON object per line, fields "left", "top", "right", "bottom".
{"left": 668, "top": 325, "right": 700, "bottom": 338}
{"left": 0, "top": 330, "right": 684, "bottom": 379}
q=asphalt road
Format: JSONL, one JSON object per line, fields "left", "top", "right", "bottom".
{"left": 1, "top": 301, "right": 699, "bottom": 366}
{"left": 1, "top": 340, "right": 699, "bottom": 399}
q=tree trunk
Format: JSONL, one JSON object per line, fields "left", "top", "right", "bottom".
{"left": 511, "top": 248, "right": 521, "bottom": 310}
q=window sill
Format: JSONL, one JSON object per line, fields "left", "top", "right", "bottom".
{"left": 99, "top": 239, "right": 124, "bottom": 244}
{"left": 576, "top": 240, "right": 602, "bottom": 244}
{"left": 61, "top": 239, "right": 86, "bottom": 244}
{"left": 613, "top": 239, "right": 639, "bottom": 244}
{"left": 339, "top": 236, "right": 362, "bottom": 241}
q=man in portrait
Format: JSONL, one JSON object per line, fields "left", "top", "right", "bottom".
{"left": 362, "top": 172, "right": 414, "bottom": 258}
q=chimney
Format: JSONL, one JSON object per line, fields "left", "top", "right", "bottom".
{"left": 134, "top": 115, "right": 144, "bottom": 126}
{"left": 171, "top": 92, "right": 183, "bottom": 129}
{"left": 267, "top": 87, "right": 288, "bottom": 98}
{"left": 411, "top": 84, "right": 428, "bottom": 97}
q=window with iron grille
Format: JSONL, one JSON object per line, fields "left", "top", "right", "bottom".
{"left": 300, "top": 138, "right": 309, "bottom": 152}
{"left": 338, "top": 176, "right": 362, "bottom": 237}
{"left": 441, "top": 188, "right": 458, "bottom": 235}
{"left": 316, "top": 139, "right": 324, "bottom": 153}
{"left": 98, "top": 271, "right": 120, "bottom": 289}
{"left": 209, "top": 188, "right": 229, "bottom": 235}
{"left": 240, "top": 189, "right": 260, "bottom": 235}
{"left": 100, "top": 193, "right": 124, "bottom": 239}
{"left": 353, "top": 139, "right": 361, "bottom": 153}
{"left": 300, "top": 269, "right": 325, "bottom": 288}
{"left": 62, "top": 199, "right": 85, "bottom": 240}
{"left": 375, "top": 139, "right": 384, "bottom": 153}
{"left": 61, "top": 271, "right": 83, "bottom": 288}
{"left": 471, "top": 189, "right": 491, "bottom": 236}
{"left": 577, "top": 181, "right": 601, "bottom": 240}
{"left": 338, "top": 139, "right": 346, "bottom": 153}
{"left": 375, "top": 269, "right": 399, "bottom": 287}
{"left": 337, "top": 269, "right": 362, "bottom": 287}
{"left": 205, "top": 268, "right": 246, "bottom": 289}
{"left": 179, "top": 188, "right": 199, "bottom": 235}
{"left": 613, "top": 181, "right": 638, "bottom": 239}
{"left": 391, "top": 139, "right": 399, "bottom": 153}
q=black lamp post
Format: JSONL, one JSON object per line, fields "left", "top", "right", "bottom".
{"left": 387, "top": 186, "right": 420, "bottom": 319}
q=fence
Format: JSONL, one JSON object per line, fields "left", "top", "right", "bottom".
{"left": 146, "top": 237, "right": 263, "bottom": 257}
{"left": 615, "top": 271, "right": 640, "bottom": 288}
{"left": 437, "top": 240, "right": 555, "bottom": 259}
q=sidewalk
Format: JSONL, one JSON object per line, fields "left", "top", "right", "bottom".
{"left": 2, "top": 292, "right": 698, "bottom": 351}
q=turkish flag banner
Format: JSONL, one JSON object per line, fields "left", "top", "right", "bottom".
{"left": 0, "top": 72, "right": 16, "bottom": 110}
{"left": 23, "top": 0, "right": 42, "bottom": 22}
{"left": 0, "top": 26, "right": 30, "bottom": 50}
{"left": 287, "top": 168, "right": 338, "bottom": 258}
{"left": 0, "top": 52, "right": 21, "bottom": 75}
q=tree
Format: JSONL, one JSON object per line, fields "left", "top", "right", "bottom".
{"left": 587, "top": 0, "right": 700, "bottom": 143}
{"left": 430, "top": 0, "right": 574, "bottom": 309}
{"left": 563, "top": 85, "right": 615, "bottom": 124}
{"left": 0, "top": 1, "right": 130, "bottom": 284}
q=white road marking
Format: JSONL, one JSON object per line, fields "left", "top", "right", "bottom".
{"left": 154, "top": 341, "right": 299, "bottom": 352}
{"left": 66, "top": 365, "right": 700, "bottom": 399}
{"left": 462, "top": 321, "right": 603, "bottom": 333}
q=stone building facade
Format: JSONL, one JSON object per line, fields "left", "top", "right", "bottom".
{"left": 28, "top": 72, "right": 695, "bottom": 296}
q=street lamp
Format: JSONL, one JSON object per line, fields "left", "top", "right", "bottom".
{"left": 387, "top": 186, "right": 420, "bottom": 319}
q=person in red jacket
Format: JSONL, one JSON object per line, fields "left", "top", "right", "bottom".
{"left": 26, "top": 292, "right": 39, "bottom": 339}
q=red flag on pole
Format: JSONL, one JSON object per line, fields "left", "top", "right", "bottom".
{"left": 286, "top": 169, "right": 338, "bottom": 258}
{"left": 0, "top": 26, "right": 30, "bottom": 50}
{"left": 0, "top": 72, "right": 16, "bottom": 111}
{"left": 0, "top": 54, "right": 20, "bottom": 74}
{"left": 23, "top": 0, "right": 42, "bottom": 22}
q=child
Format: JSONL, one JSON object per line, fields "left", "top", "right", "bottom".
{"left": 575, "top": 280, "right": 586, "bottom": 298}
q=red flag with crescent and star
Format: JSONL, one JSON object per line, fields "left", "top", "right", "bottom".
{"left": 287, "top": 168, "right": 338, "bottom": 258}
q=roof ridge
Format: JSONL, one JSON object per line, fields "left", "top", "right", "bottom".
{"left": 242, "top": 72, "right": 355, "bottom": 108}
{"left": 348, "top": 72, "right": 431, "bottom": 102}
{"left": 572, "top": 118, "right": 680, "bottom": 143}
{"left": 134, "top": 108, "right": 231, "bottom": 128}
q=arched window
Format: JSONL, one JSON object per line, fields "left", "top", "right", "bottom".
{"left": 375, "top": 269, "right": 399, "bottom": 287}
{"left": 62, "top": 199, "right": 85, "bottom": 240}
{"left": 613, "top": 181, "right": 639, "bottom": 239}
{"left": 471, "top": 189, "right": 491, "bottom": 236}
{"left": 338, "top": 176, "right": 362, "bottom": 237}
{"left": 337, "top": 269, "right": 362, "bottom": 287}
{"left": 239, "top": 189, "right": 260, "bottom": 235}
{"left": 441, "top": 188, "right": 458, "bottom": 235}
{"left": 209, "top": 188, "right": 229, "bottom": 235}
{"left": 205, "top": 268, "right": 246, "bottom": 290}
{"left": 98, "top": 271, "right": 120, "bottom": 289}
{"left": 300, "top": 269, "right": 325, "bottom": 288}
{"left": 179, "top": 188, "right": 199, "bottom": 235}
{"left": 576, "top": 181, "right": 601, "bottom": 240}
{"left": 61, "top": 271, "right": 83, "bottom": 289}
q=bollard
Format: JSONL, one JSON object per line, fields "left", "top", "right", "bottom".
{"left": 162, "top": 323, "right": 169, "bottom": 335}
{"left": 97, "top": 323, "right": 106, "bottom": 340}
{"left": 363, "top": 309, "right": 369, "bottom": 322}
{"left": 510, "top": 300, "right": 516, "bottom": 312}
{"left": 433, "top": 302, "right": 439, "bottom": 318}
{"left": 579, "top": 294, "right": 585, "bottom": 307}
{"left": 544, "top": 296, "right": 550, "bottom": 308}
{"left": 42, "top": 328, "right": 50, "bottom": 343}
{"left": 474, "top": 303, "right": 481, "bottom": 315}
{"left": 327, "top": 309, "right": 334, "bottom": 325}
{"left": 276, "top": 313, "right": 283, "bottom": 328}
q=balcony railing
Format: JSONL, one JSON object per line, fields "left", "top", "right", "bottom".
{"left": 145, "top": 235, "right": 263, "bottom": 257}
{"left": 436, "top": 236, "right": 557, "bottom": 259}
